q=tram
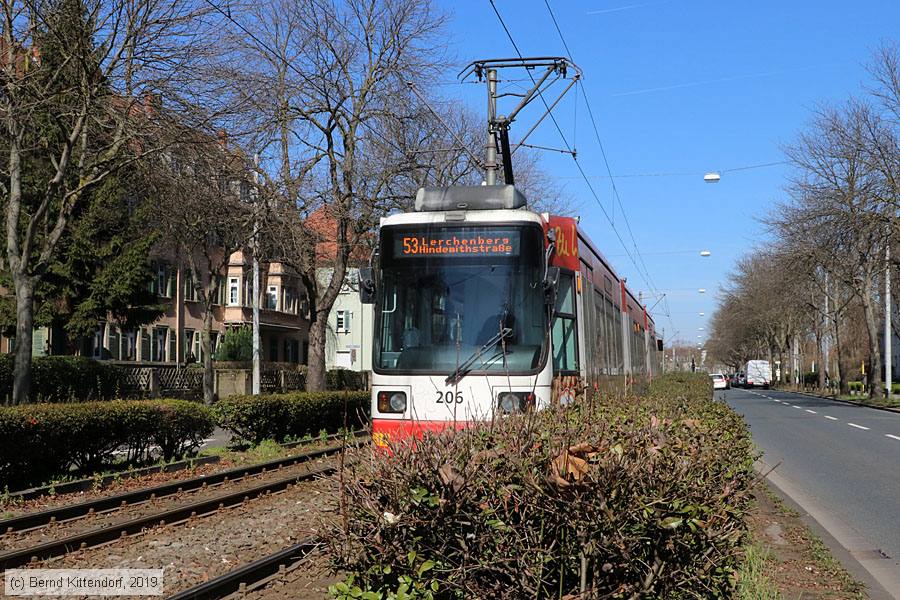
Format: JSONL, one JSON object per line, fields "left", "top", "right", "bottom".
{"left": 359, "top": 184, "right": 660, "bottom": 447}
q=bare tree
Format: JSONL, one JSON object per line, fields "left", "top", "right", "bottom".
{"left": 146, "top": 140, "right": 258, "bottom": 404}
{"left": 220, "top": 0, "right": 448, "bottom": 391}
{"left": 1, "top": 0, "right": 224, "bottom": 403}
{"left": 782, "top": 103, "right": 888, "bottom": 397}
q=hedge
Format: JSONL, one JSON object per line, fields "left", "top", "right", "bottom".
{"left": 326, "top": 373, "right": 755, "bottom": 599}
{"left": 215, "top": 391, "right": 370, "bottom": 444}
{"left": 0, "top": 355, "right": 126, "bottom": 403}
{"left": 326, "top": 369, "right": 367, "bottom": 391}
{"left": 0, "top": 400, "right": 215, "bottom": 488}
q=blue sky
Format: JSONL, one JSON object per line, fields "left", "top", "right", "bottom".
{"left": 435, "top": 0, "right": 899, "bottom": 346}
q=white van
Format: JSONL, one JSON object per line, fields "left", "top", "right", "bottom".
{"left": 744, "top": 360, "right": 771, "bottom": 388}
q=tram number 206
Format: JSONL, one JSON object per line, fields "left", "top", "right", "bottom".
{"left": 436, "top": 390, "right": 464, "bottom": 404}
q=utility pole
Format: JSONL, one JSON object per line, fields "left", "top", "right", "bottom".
{"left": 886, "top": 242, "right": 892, "bottom": 400}
{"left": 461, "top": 58, "right": 579, "bottom": 187}
{"left": 485, "top": 68, "right": 498, "bottom": 186}
{"left": 824, "top": 271, "right": 830, "bottom": 388}
{"left": 252, "top": 153, "right": 261, "bottom": 395}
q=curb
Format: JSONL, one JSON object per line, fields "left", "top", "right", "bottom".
{"left": 756, "top": 460, "right": 900, "bottom": 600}
{"left": 773, "top": 388, "right": 900, "bottom": 415}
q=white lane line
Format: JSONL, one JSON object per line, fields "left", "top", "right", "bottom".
{"left": 824, "top": 415, "right": 838, "bottom": 421}
{"left": 886, "top": 434, "right": 900, "bottom": 441}
{"left": 805, "top": 409, "right": 817, "bottom": 414}
{"left": 848, "top": 423, "right": 870, "bottom": 431}
{"left": 792, "top": 405, "right": 803, "bottom": 409}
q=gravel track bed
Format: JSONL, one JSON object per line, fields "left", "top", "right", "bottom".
{"left": 239, "top": 548, "right": 340, "bottom": 600}
{"left": 4, "top": 473, "right": 340, "bottom": 598}
{"left": 1, "top": 461, "right": 230, "bottom": 518}
{"left": 0, "top": 455, "right": 337, "bottom": 553}
{"left": 0, "top": 444, "right": 343, "bottom": 518}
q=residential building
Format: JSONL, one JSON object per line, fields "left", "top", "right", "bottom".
{"left": 325, "top": 268, "right": 373, "bottom": 372}
{"left": 1, "top": 250, "right": 310, "bottom": 365}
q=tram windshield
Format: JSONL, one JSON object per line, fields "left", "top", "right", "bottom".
{"left": 374, "top": 224, "right": 548, "bottom": 374}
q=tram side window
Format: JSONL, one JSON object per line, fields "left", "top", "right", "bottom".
{"left": 594, "top": 290, "right": 608, "bottom": 376}
{"left": 613, "top": 302, "right": 623, "bottom": 374}
{"left": 552, "top": 272, "right": 578, "bottom": 372}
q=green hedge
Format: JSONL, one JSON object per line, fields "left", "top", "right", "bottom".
{"left": 0, "top": 399, "right": 215, "bottom": 488}
{"left": 0, "top": 355, "right": 126, "bottom": 403}
{"left": 327, "top": 373, "right": 755, "bottom": 599}
{"left": 215, "top": 391, "right": 369, "bottom": 444}
{"left": 326, "top": 369, "right": 366, "bottom": 391}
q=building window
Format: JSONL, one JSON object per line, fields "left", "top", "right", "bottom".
{"left": 269, "top": 337, "right": 278, "bottom": 362}
{"left": 184, "top": 329, "right": 195, "bottom": 362}
{"left": 156, "top": 263, "right": 174, "bottom": 298}
{"left": 336, "top": 310, "right": 351, "bottom": 333}
{"left": 153, "top": 327, "right": 168, "bottom": 362}
{"left": 266, "top": 285, "right": 278, "bottom": 310}
{"left": 92, "top": 325, "right": 105, "bottom": 359}
{"left": 283, "top": 287, "right": 299, "bottom": 314}
{"left": 140, "top": 327, "right": 151, "bottom": 361}
{"left": 284, "top": 339, "right": 300, "bottom": 363}
{"left": 193, "top": 331, "right": 202, "bottom": 363}
{"left": 228, "top": 277, "right": 240, "bottom": 306}
{"left": 107, "top": 327, "right": 121, "bottom": 360}
{"left": 122, "top": 331, "right": 136, "bottom": 361}
{"left": 184, "top": 270, "right": 197, "bottom": 302}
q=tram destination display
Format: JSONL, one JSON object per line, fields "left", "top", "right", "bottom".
{"left": 391, "top": 227, "right": 522, "bottom": 258}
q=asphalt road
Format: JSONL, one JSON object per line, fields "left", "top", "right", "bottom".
{"left": 722, "top": 387, "right": 900, "bottom": 596}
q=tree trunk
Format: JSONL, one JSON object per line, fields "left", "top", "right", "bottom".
{"left": 860, "top": 283, "right": 883, "bottom": 399}
{"left": 306, "top": 313, "right": 328, "bottom": 392}
{"left": 816, "top": 329, "right": 826, "bottom": 391}
{"left": 11, "top": 275, "right": 35, "bottom": 405}
{"left": 833, "top": 312, "right": 848, "bottom": 395}
{"left": 201, "top": 308, "right": 215, "bottom": 404}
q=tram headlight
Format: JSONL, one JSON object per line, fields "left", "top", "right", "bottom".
{"left": 378, "top": 391, "right": 407, "bottom": 414}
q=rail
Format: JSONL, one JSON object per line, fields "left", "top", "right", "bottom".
{"left": 167, "top": 538, "right": 320, "bottom": 600}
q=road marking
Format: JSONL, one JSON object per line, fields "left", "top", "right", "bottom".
{"left": 847, "top": 423, "right": 870, "bottom": 431}
{"left": 886, "top": 434, "right": 900, "bottom": 441}
{"left": 824, "top": 415, "right": 838, "bottom": 420}
{"left": 792, "top": 405, "right": 803, "bottom": 409}
{"left": 805, "top": 409, "right": 817, "bottom": 414}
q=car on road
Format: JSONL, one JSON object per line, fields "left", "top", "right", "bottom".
{"left": 710, "top": 373, "right": 728, "bottom": 390}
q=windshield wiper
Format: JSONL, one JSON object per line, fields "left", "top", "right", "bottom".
{"left": 445, "top": 327, "right": 512, "bottom": 386}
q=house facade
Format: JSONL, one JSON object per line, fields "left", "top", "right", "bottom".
{"left": 1, "top": 250, "right": 310, "bottom": 366}
{"left": 325, "top": 268, "right": 373, "bottom": 372}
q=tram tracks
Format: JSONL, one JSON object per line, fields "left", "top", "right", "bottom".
{"left": 168, "top": 537, "right": 321, "bottom": 600}
{"left": 0, "top": 438, "right": 361, "bottom": 570}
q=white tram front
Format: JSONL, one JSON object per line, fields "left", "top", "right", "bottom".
{"left": 361, "top": 185, "right": 555, "bottom": 447}
{"left": 360, "top": 184, "right": 661, "bottom": 448}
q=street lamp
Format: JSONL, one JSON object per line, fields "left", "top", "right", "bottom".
{"left": 704, "top": 172, "right": 721, "bottom": 183}
{"left": 698, "top": 288, "right": 707, "bottom": 294}
{"left": 700, "top": 250, "right": 711, "bottom": 257}
{"left": 699, "top": 312, "right": 705, "bottom": 316}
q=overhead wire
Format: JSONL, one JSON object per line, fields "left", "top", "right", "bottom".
{"left": 542, "top": 0, "right": 674, "bottom": 329}
{"left": 488, "top": 0, "right": 655, "bottom": 295}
